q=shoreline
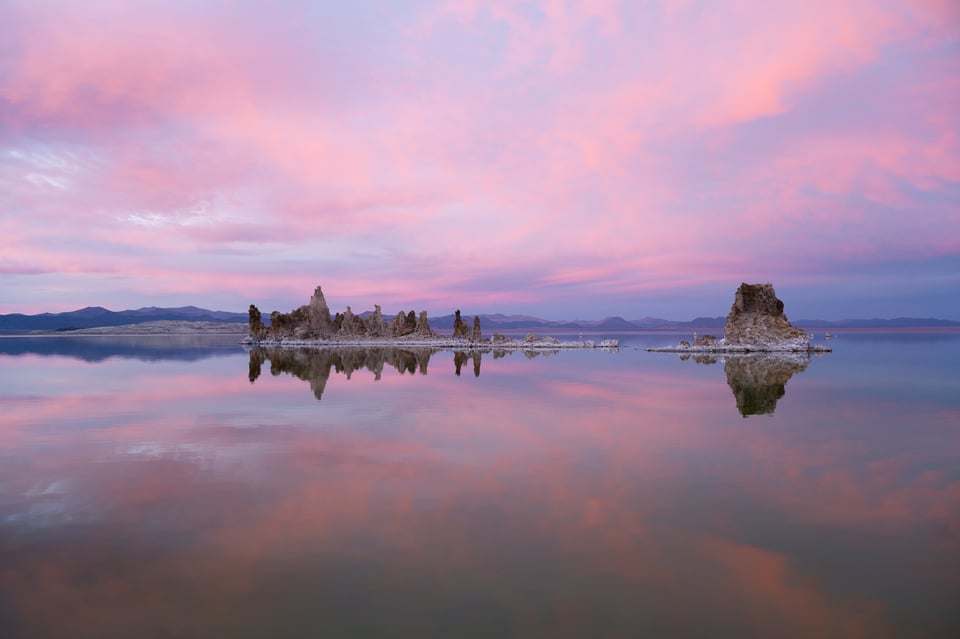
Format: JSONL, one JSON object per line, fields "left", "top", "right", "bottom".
{"left": 647, "top": 344, "right": 832, "bottom": 353}
{"left": 0, "top": 321, "right": 248, "bottom": 337}
{"left": 243, "top": 336, "right": 620, "bottom": 350}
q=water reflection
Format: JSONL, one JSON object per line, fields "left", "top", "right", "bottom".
{"left": 248, "top": 347, "right": 437, "bottom": 400}
{"left": 680, "top": 352, "right": 814, "bottom": 417}
{"left": 0, "top": 335, "right": 243, "bottom": 362}
{"left": 453, "top": 350, "right": 482, "bottom": 377}
{"left": 248, "top": 347, "right": 529, "bottom": 399}
{"left": 1, "top": 335, "right": 958, "bottom": 637}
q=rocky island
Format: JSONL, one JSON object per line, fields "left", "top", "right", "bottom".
{"left": 244, "top": 286, "right": 619, "bottom": 350}
{"left": 649, "top": 282, "right": 831, "bottom": 353}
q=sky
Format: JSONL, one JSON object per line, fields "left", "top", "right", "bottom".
{"left": 1, "top": 0, "right": 958, "bottom": 321}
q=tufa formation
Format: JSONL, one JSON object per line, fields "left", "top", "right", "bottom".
{"left": 648, "top": 282, "right": 826, "bottom": 353}
{"left": 723, "top": 282, "right": 810, "bottom": 350}
{"left": 248, "top": 285, "right": 485, "bottom": 342}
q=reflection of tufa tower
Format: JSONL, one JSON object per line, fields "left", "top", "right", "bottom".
{"left": 724, "top": 354, "right": 810, "bottom": 417}
{"left": 248, "top": 347, "right": 441, "bottom": 400}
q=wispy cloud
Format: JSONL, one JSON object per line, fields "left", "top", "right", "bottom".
{"left": 1, "top": 1, "right": 957, "bottom": 317}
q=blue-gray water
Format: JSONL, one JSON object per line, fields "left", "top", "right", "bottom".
{"left": 1, "top": 331, "right": 958, "bottom": 638}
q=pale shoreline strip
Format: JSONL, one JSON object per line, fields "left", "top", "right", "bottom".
{"left": 647, "top": 344, "right": 831, "bottom": 353}
{"left": 244, "top": 337, "right": 620, "bottom": 350}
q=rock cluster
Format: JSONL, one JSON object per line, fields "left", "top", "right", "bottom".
{"left": 247, "top": 284, "right": 620, "bottom": 350}
{"left": 452, "top": 310, "right": 470, "bottom": 339}
{"left": 248, "top": 285, "right": 468, "bottom": 342}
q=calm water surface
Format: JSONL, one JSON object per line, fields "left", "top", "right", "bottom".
{"left": 1, "top": 332, "right": 958, "bottom": 638}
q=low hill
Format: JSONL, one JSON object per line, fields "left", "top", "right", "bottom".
{"left": 0, "top": 306, "right": 248, "bottom": 333}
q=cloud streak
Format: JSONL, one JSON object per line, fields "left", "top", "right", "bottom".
{"left": 1, "top": 1, "right": 957, "bottom": 318}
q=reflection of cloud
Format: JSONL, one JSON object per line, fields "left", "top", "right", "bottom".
{"left": 2, "top": 350, "right": 959, "bottom": 636}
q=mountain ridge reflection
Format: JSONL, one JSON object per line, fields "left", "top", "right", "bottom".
{"left": 0, "top": 335, "right": 243, "bottom": 362}
{"left": 248, "top": 347, "right": 559, "bottom": 399}
{"left": 680, "top": 352, "right": 821, "bottom": 416}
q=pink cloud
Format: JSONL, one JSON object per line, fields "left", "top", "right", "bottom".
{"left": 0, "top": 1, "right": 957, "bottom": 317}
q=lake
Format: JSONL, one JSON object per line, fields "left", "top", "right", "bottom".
{"left": 1, "top": 331, "right": 958, "bottom": 638}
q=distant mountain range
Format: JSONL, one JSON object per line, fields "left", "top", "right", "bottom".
{"left": 0, "top": 306, "right": 249, "bottom": 332}
{"left": 1, "top": 305, "right": 957, "bottom": 334}
{"left": 427, "top": 314, "right": 959, "bottom": 330}
{"left": 422, "top": 313, "right": 731, "bottom": 331}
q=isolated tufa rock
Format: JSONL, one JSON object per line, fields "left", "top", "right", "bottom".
{"left": 723, "top": 283, "right": 810, "bottom": 350}
{"left": 452, "top": 310, "right": 470, "bottom": 339}
{"left": 472, "top": 315, "right": 482, "bottom": 341}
